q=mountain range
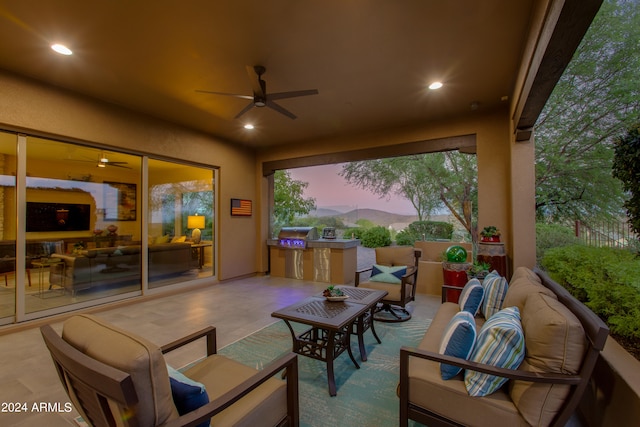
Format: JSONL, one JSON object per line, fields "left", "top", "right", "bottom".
{"left": 309, "top": 207, "right": 419, "bottom": 228}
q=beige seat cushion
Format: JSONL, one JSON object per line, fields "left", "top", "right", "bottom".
{"left": 184, "top": 355, "right": 287, "bottom": 427}
{"left": 62, "top": 314, "right": 178, "bottom": 426}
{"left": 407, "top": 303, "right": 527, "bottom": 427}
{"left": 509, "top": 292, "right": 587, "bottom": 427}
{"left": 358, "top": 280, "right": 412, "bottom": 302}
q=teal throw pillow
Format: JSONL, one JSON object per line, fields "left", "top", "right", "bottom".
{"left": 369, "top": 264, "right": 407, "bottom": 284}
{"left": 464, "top": 306, "right": 525, "bottom": 397}
{"left": 439, "top": 311, "right": 477, "bottom": 380}
{"left": 458, "top": 278, "right": 484, "bottom": 316}
{"left": 167, "top": 365, "right": 210, "bottom": 427}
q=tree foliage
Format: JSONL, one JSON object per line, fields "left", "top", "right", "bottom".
{"left": 534, "top": 0, "right": 640, "bottom": 222}
{"left": 612, "top": 124, "right": 640, "bottom": 235}
{"left": 273, "top": 170, "right": 316, "bottom": 229}
{"left": 396, "top": 221, "right": 454, "bottom": 246}
{"left": 340, "top": 151, "right": 477, "bottom": 235}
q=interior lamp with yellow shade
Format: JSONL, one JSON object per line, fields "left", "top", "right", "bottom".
{"left": 187, "top": 214, "right": 205, "bottom": 244}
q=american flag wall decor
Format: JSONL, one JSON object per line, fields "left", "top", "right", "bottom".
{"left": 231, "top": 198, "right": 252, "bottom": 216}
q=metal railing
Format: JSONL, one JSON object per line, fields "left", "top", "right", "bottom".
{"left": 575, "top": 219, "right": 638, "bottom": 250}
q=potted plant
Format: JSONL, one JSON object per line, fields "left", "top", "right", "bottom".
{"left": 467, "top": 261, "right": 491, "bottom": 280}
{"left": 480, "top": 226, "right": 501, "bottom": 242}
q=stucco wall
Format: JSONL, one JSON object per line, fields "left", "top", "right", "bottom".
{"left": 0, "top": 69, "right": 257, "bottom": 281}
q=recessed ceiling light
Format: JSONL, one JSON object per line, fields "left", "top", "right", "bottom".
{"left": 428, "top": 81, "right": 443, "bottom": 90}
{"left": 51, "top": 43, "right": 72, "bottom": 55}
{"left": 244, "top": 124, "right": 255, "bottom": 130}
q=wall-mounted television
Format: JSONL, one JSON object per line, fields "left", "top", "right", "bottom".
{"left": 26, "top": 202, "right": 91, "bottom": 232}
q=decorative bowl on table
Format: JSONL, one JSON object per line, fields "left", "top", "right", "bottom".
{"left": 323, "top": 286, "right": 349, "bottom": 301}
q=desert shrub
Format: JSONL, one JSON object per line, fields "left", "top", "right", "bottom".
{"left": 293, "top": 216, "right": 345, "bottom": 230}
{"left": 342, "top": 227, "right": 364, "bottom": 239}
{"left": 355, "top": 218, "right": 376, "bottom": 229}
{"left": 395, "top": 230, "right": 414, "bottom": 246}
{"left": 395, "top": 221, "right": 454, "bottom": 245}
{"left": 361, "top": 226, "right": 392, "bottom": 248}
{"left": 541, "top": 245, "right": 640, "bottom": 339}
{"left": 535, "top": 222, "right": 581, "bottom": 265}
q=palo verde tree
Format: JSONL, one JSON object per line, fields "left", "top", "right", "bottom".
{"left": 612, "top": 124, "right": 640, "bottom": 237}
{"left": 272, "top": 170, "right": 316, "bottom": 230}
{"left": 340, "top": 150, "right": 477, "bottom": 237}
{"left": 534, "top": 0, "right": 640, "bottom": 222}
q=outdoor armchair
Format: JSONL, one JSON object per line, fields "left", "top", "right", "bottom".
{"left": 41, "top": 314, "right": 299, "bottom": 427}
{"left": 355, "top": 246, "right": 421, "bottom": 322}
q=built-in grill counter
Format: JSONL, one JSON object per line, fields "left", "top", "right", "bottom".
{"left": 267, "top": 227, "right": 360, "bottom": 284}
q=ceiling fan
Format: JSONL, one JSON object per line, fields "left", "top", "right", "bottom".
{"left": 95, "top": 153, "right": 130, "bottom": 169}
{"left": 196, "top": 65, "right": 319, "bottom": 120}
{"left": 71, "top": 152, "right": 131, "bottom": 169}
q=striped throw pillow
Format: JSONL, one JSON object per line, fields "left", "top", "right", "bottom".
{"left": 481, "top": 270, "right": 508, "bottom": 319}
{"left": 439, "top": 311, "right": 477, "bottom": 379}
{"left": 464, "top": 306, "right": 525, "bottom": 397}
{"left": 458, "top": 278, "right": 484, "bottom": 316}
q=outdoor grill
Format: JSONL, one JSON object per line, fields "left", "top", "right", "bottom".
{"left": 277, "top": 227, "right": 319, "bottom": 249}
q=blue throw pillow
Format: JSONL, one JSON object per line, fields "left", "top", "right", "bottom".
{"left": 458, "top": 278, "right": 484, "bottom": 316}
{"left": 481, "top": 270, "right": 508, "bottom": 319}
{"left": 438, "top": 311, "right": 477, "bottom": 380}
{"left": 369, "top": 264, "right": 407, "bottom": 284}
{"left": 167, "top": 365, "right": 210, "bottom": 427}
{"left": 464, "top": 306, "right": 525, "bottom": 397}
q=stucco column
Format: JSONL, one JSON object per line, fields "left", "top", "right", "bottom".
{"left": 510, "top": 135, "right": 537, "bottom": 269}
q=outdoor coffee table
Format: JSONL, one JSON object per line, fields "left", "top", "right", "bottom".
{"left": 271, "top": 286, "right": 387, "bottom": 396}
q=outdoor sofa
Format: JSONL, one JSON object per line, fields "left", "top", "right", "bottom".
{"left": 399, "top": 266, "right": 609, "bottom": 427}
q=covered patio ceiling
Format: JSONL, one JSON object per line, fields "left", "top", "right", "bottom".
{"left": 0, "top": 0, "right": 602, "bottom": 148}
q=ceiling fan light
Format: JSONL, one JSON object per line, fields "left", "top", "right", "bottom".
{"left": 428, "top": 81, "right": 443, "bottom": 90}
{"left": 97, "top": 162, "right": 106, "bottom": 168}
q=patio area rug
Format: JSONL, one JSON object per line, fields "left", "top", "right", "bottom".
{"left": 218, "top": 317, "right": 431, "bottom": 427}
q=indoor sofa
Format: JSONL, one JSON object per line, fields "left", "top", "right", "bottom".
{"left": 50, "top": 242, "right": 194, "bottom": 295}
{"left": 399, "top": 266, "right": 609, "bottom": 427}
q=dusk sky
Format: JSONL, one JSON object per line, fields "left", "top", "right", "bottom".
{"left": 288, "top": 163, "right": 417, "bottom": 215}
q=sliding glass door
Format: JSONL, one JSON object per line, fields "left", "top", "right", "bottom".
{"left": 0, "top": 130, "right": 217, "bottom": 323}
{"left": 24, "top": 137, "right": 142, "bottom": 314}
{"left": 147, "top": 159, "right": 215, "bottom": 288}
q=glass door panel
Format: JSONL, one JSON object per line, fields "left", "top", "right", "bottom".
{"left": 147, "top": 159, "right": 214, "bottom": 288}
{"left": 0, "top": 131, "right": 17, "bottom": 323}
{"left": 24, "top": 137, "right": 142, "bottom": 314}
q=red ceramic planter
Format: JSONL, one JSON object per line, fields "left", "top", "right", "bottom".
{"left": 480, "top": 236, "right": 500, "bottom": 243}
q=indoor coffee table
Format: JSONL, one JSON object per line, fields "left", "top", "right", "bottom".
{"left": 271, "top": 286, "right": 387, "bottom": 396}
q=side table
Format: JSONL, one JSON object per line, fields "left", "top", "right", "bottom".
{"left": 190, "top": 243, "right": 211, "bottom": 269}
{"left": 32, "top": 258, "right": 65, "bottom": 298}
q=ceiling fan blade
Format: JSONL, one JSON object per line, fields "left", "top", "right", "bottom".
{"left": 195, "top": 89, "right": 253, "bottom": 100}
{"left": 246, "top": 65, "right": 266, "bottom": 98}
{"left": 269, "top": 89, "right": 319, "bottom": 101}
{"left": 108, "top": 163, "right": 132, "bottom": 169}
{"left": 266, "top": 100, "right": 297, "bottom": 120}
{"left": 234, "top": 102, "right": 256, "bottom": 119}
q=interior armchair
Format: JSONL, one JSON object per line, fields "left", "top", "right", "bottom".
{"left": 355, "top": 246, "right": 421, "bottom": 322}
{"left": 40, "top": 314, "right": 299, "bottom": 427}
